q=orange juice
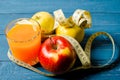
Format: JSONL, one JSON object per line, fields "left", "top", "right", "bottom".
{"left": 5, "top": 19, "right": 41, "bottom": 65}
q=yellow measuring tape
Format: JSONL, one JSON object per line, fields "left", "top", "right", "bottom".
{"left": 53, "top": 9, "right": 91, "bottom": 28}
{"left": 7, "top": 31, "right": 115, "bottom": 76}
{"left": 7, "top": 9, "right": 115, "bottom": 76}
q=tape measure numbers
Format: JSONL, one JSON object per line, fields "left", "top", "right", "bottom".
{"left": 60, "top": 35, "right": 91, "bottom": 68}
{"left": 72, "top": 9, "right": 92, "bottom": 28}
{"left": 53, "top": 9, "right": 91, "bottom": 29}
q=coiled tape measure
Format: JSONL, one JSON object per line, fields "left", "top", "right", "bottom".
{"left": 7, "top": 9, "right": 116, "bottom": 76}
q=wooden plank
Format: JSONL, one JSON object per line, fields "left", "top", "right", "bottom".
{"left": 0, "top": 13, "right": 120, "bottom": 34}
{"left": 0, "top": 62, "right": 56, "bottom": 80}
{"left": 0, "top": 0, "right": 120, "bottom": 13}
{"left": 0, "top": 61, "right": 120, "bottom": 80}
{"left": 0, "top": 35, "right": 9, "bottom": 61}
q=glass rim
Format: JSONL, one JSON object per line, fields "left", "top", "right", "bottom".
{"left": 5, "top": 18, "right": 41, "bottom": 43}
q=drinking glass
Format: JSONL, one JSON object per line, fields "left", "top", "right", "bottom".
{"left": 5, "top": 18, "right": 41, "bottom": 65}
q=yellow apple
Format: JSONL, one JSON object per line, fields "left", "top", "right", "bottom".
{"left": 56, "top": 24, "right": 84, "bottom": 43}
{"left": 32, "top": 12, "right": 54, "bottom": 34}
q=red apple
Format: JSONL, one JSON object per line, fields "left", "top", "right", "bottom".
{"left": 38, "top": 36, "right": 76, "bottom": 74}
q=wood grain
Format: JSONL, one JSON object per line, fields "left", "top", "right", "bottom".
{"left": 0, "top": 0, "right": 120, "bottom": 13}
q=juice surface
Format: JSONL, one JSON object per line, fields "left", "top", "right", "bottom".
{"left": 7, "top": 24, "right": 41, "bottom": 65}
{"left": 7, "top": 24, "right": 37, "bottom": 41}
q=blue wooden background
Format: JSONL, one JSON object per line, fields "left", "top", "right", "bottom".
{"left": 0, "top": 0, "right": 120, "bottom": 80}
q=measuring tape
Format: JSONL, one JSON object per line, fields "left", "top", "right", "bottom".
{"left": 7, "top": 9, "right": 115, "bottom": 76}
{"left": 54, "top": 9, "right": 91, "bottom": 29}
{"left": 7, "top": 31, "right": 115, "bottom": 76}
{"left": 61, "top": 32, "right": 115, "bottom": 69}
{"left": 72, "top": 9, "right": 92, "bottom": 28}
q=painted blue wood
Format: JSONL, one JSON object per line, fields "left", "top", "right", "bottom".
{"left": 0, "top": 13, "right": 33, "bottom": 34}
{"left": 0, "top": 0, "right": 120, "bottom": 80}
{"left": 0, "top": 35, "right": 9, "bottom": 61}
{"left": 0, "top": 13, "right": 120, "bottom": 34}
{"left": 0, "top": 0, "right": 120, "bottom": 13}
{"left": 0, "top": 61, "right": 120, "bottom": 80}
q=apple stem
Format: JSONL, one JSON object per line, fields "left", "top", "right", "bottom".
{"left": 36, "top": 16, "right": 40, "bottom": 20}
{"left": 49, "top": 37, "right": 57, "bottom": 50}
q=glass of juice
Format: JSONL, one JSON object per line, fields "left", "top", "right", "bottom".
{"left": 5, "top": 18, "right": 41, "bottom": 65}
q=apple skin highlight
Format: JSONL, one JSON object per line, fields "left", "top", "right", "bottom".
{"left": 38, "top": 36, "right": 76, "bottom": 74}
